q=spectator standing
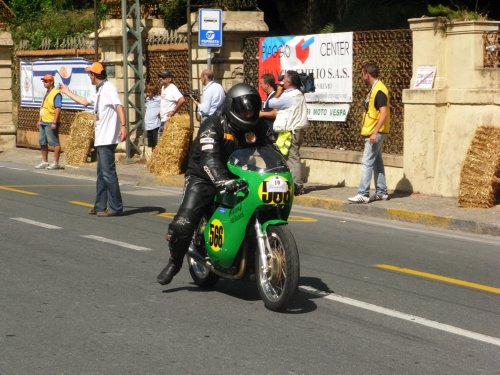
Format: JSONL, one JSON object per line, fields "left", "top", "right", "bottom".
{"left": 144, "top": 83, "right": 161, "bottom": 150}
{"left": 190, "top": 69, "right": 225, "bottom": 121}
{"left": 268, "top": 70, "right": 308, "bottom": 195}
{"left": 259, "top": 73, "right": 277, "bottom": 131}
{"left": 348, "top": 61, "right": 391, "bottom": 203}
{"left": 158, "top": 70, "right": 186, "bottom": 136}
{"left": 59, "top": 62, "right": 127, "bottom": 217}
{"left": 35, "top": 74, "right": 63, "bottom": 170}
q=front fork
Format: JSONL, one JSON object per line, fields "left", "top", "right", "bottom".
{"left": 254, "top": 219, "right": 271, "bottom": 275}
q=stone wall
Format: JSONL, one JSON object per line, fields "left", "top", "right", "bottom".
{"left": 403, "top": 18, "right": 499, "bottom": 197}
{"left": 0, "top": 31, "right": 14, "bottom": 150}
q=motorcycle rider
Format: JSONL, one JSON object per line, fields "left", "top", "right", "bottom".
{"left": 157, "top": 83, "right": 274, "bottom": 285}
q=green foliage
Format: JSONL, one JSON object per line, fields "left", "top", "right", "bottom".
{"left": 10, "top": 9, "right": 95, "bottom": 49}
{"left": 159, "top": 0, "right": 187, "bottom": 30}
{"left": 427, "top": 4, "right": 487, "bottom": 21}
{"left": 321, "top": 23, "right": 336, "bottom": 34}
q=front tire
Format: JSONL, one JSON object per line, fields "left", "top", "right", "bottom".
{"left": 256, "top": 225, "right": 300, "bottom": 311}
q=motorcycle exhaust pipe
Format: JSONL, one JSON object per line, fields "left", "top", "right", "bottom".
{"left": 187, "top": 248, "right": 247, "bottom": 280}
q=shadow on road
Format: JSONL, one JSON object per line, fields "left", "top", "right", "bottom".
{"left": 122, "top": 206, "right": 166, "bottom": 216}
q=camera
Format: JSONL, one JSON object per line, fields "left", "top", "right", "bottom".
{"left": 276, "top": 73, "right": 315, "bottom": 93}
{"left": 183, "top": 89, "right": 199, "bottom": 101}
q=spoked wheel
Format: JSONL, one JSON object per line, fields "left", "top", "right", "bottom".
{"left": 256, "top": 225, "right": 300, "bottom": 311}
{"left": 188, "top": 217, "right": 220, "bottom": 288}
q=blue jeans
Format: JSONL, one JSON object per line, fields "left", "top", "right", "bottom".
{"left": 358, "top": 134, "right": 387, "bottom": 196}
{"left": 95, "top": 144, "right": 123, "bottom": 213}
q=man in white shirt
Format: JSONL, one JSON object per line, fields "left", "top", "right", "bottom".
{"left": 268, "top": 70, "right": 308, "bottom": 195}
{"left": 190, "top": 69, "right": 225, "bottom": 121}
{"left": 59, "top": 62, "right": 127, "bottom": 217}
{"left": 159, "top": 70, "right": 186, "bottom": 135}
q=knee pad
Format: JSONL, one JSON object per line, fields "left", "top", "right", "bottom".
{"left": 166, "top": 217, "right": 195, "bottom": 262}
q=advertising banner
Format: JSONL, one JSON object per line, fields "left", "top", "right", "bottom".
{"left": 259, "top": 32, "right": 353, "bottom": 103}
{"left": 20, "top": 58, "right": 94, "bottom": 110}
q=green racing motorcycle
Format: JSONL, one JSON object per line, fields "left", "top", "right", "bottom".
{"left": 187, "top": 144, "right": 300, "bottom": 311}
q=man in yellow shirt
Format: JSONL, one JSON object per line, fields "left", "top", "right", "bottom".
{"left": 348, "top": 62, "right": 390, "bottom": 203}
{"left": 35, "top": 74, "right": 62, "bottom": 170}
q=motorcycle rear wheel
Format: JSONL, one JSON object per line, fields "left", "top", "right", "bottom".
{"left": 256, "top": 225, "right": 300, "bottom": 311}
{"left": 188, "top": 217, "right": 220, "bottom": 288}
{"left": 188, "top": 257, "right": 220, "bottom": 287}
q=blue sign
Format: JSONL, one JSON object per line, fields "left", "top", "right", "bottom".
{"left": 198, "top": 9, "right": 222, "bottom": 48}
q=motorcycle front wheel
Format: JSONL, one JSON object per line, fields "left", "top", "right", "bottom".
{"left": 256, "top": 225, "right": 300, "bottom": 311}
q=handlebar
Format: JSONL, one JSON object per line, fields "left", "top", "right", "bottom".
{"left": 220, "top": 180, "right": 248, "bottom": 195}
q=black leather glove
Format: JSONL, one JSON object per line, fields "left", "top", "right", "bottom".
{"left": 215, "top": 179, "right": 239, "bottom": 194}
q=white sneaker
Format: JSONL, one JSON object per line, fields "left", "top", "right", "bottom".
{"left": 347, "top": 194, "right": 370, "bottom": 203}
{"left": 370, "top": 193, "right": 390, "bottom": 202}
{"left": 35, "top": 162, "right": 49, "bottom": 169}
{"left": 46, "top": 163, "right": 62, "bottom": 170}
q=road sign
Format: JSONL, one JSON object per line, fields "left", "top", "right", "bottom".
{"left": 198, "top": 8, "right": 222, "bottom": 48}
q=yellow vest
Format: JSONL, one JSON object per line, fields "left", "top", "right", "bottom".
{"left": 361, "top": 80, "right": 390, "bottom": 136}
{"left": 276, "top": 131, "right": 292, "bottom": 156}
{"left": 40, "top": 88, "right": 61, "bottom": 123}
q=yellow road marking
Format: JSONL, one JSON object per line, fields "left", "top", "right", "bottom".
{"left": 154, "top": 213, "right": 318, "bottom": 222}
{"left": 288, "top": 215, "right": 318, "bottom": 223}
{"left": 155, "top": 212, "right": 176, "bottom": 219}
{"left": 69, "top": 201, "right": 94, "bottom": 208}
{"left": 0, "top": 185, "right": 39, "bottom": 196}
{"left": 375, "top": 264, "right": 500, "bottom": 295}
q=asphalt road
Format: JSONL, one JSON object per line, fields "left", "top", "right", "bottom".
{"left": 1, "top": 164, "right": 499, "bottom": 374}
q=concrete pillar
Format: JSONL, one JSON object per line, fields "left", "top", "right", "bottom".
{"left": 403, "top": 18, "right": 499, "bottom": 197}
{"left": 179, "top": 11, "right": 268, "bottom": 95}
{"left": 0, "top": 31, "right": 14, "bottom": 151}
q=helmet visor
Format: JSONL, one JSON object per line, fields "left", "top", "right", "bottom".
{"left": 231, "top": 94, "right": 261, "bottom": 121}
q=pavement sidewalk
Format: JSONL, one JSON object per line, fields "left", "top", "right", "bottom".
{"left": 1, "top": 147, "right": 499, "bottom": 237}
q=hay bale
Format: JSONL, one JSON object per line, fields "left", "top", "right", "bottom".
{"left": 65, "top": 112, "right": 95, "bottom": 165}
{"left": 458, "top": 126, "right": 500, "bottom": 208}
{"left": 147, "top": 114, "right": 191, "bottom": 176}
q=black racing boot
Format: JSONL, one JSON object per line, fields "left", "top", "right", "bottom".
{"left": 157, "top": 260, "right": 181, "bottom": 285}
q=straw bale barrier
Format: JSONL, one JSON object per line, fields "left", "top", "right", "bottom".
{"left": 458, "top": 126, "right": 500, "bottom": 208}
{"left": 147, "top": 114, "right": 191, "bottom": 176}
{"left": 64, "top": 112, "right": 95, "bottom": 165}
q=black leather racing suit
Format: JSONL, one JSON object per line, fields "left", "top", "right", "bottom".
{"left": 166, "top": 112, "right": 273, "bottom": 267}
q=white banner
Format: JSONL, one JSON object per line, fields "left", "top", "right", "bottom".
{"left": 259, "top": 32, "right": 353, "bottom": 103}
{"left": 306, "top": 103, "right": 350, "bottom": 122}
{"left": 20, "top": 58, "right": 94, "bottom": 110}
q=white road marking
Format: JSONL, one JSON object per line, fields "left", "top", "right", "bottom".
{"left": 300, "top": 286, "right": 500, "bottom": 347}
{"left": 11, "top": 217, "right": 62, "bottom": 229}
{"left": 81, "top": 235, "right": 152, "bottom": 251}
{"left": 0, "top": 166, "right": 26, "bottom": 171}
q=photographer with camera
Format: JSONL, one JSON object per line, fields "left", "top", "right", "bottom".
{"left": 268, "top": 70, "right": 308, "bottom": 195}
{"left": 189, "top": 69, "right": 225, "bottom": 122}
{"left": 158, "top": 70, "right": 186, "bottom": 137}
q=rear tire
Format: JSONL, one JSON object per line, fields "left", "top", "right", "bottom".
{"left": 256, "top": 225, "right": 300, "bottom": 311}
{"left": 188, "top": 217, "right": 220, "bottom": 288}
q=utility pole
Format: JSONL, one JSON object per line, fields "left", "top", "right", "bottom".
{"left": 121, "top": 0, "right": 145, "bottom": 160}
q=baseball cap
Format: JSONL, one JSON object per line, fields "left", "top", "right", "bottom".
{"left": 85, "top": 62, "right": 105, "bottom": 75}
{"left": 159, "top": 70, "right": 173, "bottom": 78}
{"left": 41, "top": 74, "right": 54, "bottom": 82}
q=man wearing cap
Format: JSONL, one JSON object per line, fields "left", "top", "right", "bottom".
{"left": 58, "top": 62, "right": 127, "bottom": 217}
{"left": 158, "top": 70, "right": 186, "bottom": 136}
{"left": 35, "top": 74, "right": 62, "bottom": 170}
